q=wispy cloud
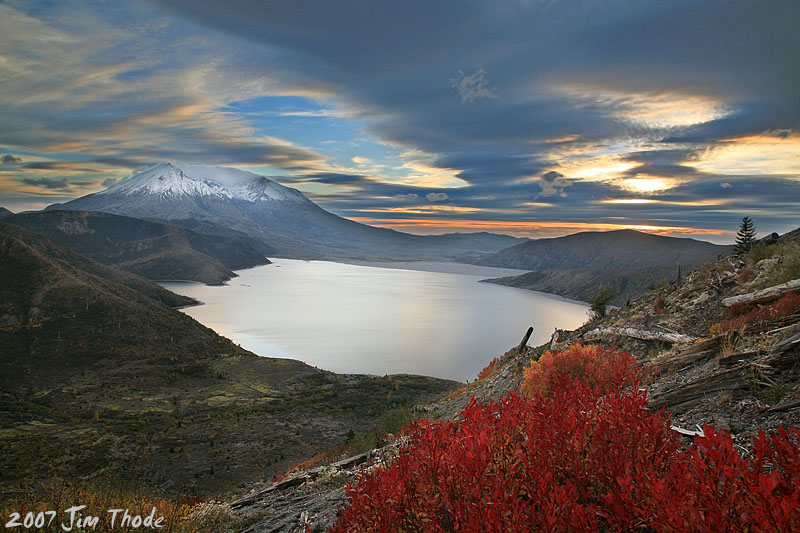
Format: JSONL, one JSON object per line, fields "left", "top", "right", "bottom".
{"left": 1, "top": 0, "right": 798, "bottom": 236}
{"left": 450, "top": 69, "right": 496, "bottom": 103}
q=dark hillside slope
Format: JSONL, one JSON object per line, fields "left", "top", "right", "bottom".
{"left": 0, "top": 222, "right": 458, "bottom": 495}
{"left": 0, "top": 221, "right": 235, "bottom": 388}
{"left": 484, "top": 265, "right": 677, "bottom": 305}
{"left": 480, "top": 229, "right": 730, "bottom": 270}
{"left": 5, "top": 210, "right": 269, "bottom": 284}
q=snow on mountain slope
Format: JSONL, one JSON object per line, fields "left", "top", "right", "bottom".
{"left": 100, "top": 162, "right": 308, "bottom": 204}
{"left": 49, "top": 162, "right": 526, "bottom": 261}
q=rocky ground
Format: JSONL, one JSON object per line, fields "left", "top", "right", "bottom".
{"left": 218, "top": 231, "right": 800, "bottom": 532}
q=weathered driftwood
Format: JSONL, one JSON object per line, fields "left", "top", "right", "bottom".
{"left": 649, "top": 367, "right": 748, "bottom": 411}
{"left": 654, "top": 336, "right": 722, "bottom": 372}
{"left": 230, "top": 450, "right": 372, "bottom": 509}
{"left": 768, "top": 331, "right": 800, "bottom": 357}
{"left": 585, "top": 327, "right": 697, "bottom": 345}
{"left": 721, "top": 278, "right": 800, "bottom": 307}
{"left": 765, "top": 399, "right": 800, "bottom": 413}
{"left": 718, "top": 350, "right": 760, "bottom": 366}
{"left": 517, "top": 326, "right": 534, "bottom": 353}
{"left": 670, "top": 425, "right": 705, "bottom": 438}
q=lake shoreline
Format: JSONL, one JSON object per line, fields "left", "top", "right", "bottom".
{"left": 161, "top": 258, "right": 589, "bottom": 381}
{"left": 335, "top": 259, "right": 529, "bottom": 279}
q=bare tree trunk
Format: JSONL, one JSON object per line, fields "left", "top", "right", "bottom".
{"left": 584, "top": 327, "right": 697, "bottom": 345}
{"left": 517, "top": 326, "right": 534, "bottom": 353}
{"left": 721, "top": 278, "right": 800, "bottom": 307}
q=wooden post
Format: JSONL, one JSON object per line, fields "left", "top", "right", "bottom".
{"left": 517, "top": 326, "right": 534, "bottom": 353}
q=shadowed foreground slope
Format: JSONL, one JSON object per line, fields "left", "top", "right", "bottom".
{"left": 0, "top": 222, "right": 458, "bottom": 496}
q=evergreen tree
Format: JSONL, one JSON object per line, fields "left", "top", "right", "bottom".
{"left": 588, "top": 284, "right": 616, "bottom": 319}
{"left": 734, "top": 216, "right": 757, "bottom": 254}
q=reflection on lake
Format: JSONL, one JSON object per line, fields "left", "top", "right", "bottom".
{"left": 161, "top": 259, "right": 589, "bottom": 382}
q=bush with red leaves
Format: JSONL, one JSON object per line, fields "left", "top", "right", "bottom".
{"left": 721, "top": 291, "right": 800, "bottom": 334}
{"left": 739, "top": 267, "right": 757, "bottom": 282}
{"left": 477, "top": 356, "right": 500, "bottom": 380}
{"left": 654, "top": 296, "right": 667, "bottom": 314}
{"left": 332, "top": 346, "right": 800, "bottom": 532}
{"left": 522, "top": 342, "right": 646, "bottom": 396}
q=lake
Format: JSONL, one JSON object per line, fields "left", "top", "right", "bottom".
{"left": 161, "top": 259, "right": 589, "bottom": 382}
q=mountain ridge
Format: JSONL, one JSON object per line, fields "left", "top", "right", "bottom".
{"left": 47, "top": 162, "right": 527, "bottom": 261}
{"left": 479, "top": 228, "right": 731, "bottom": 271}
{"left": 4, "top": 210, "right": 270, "bottom": 285}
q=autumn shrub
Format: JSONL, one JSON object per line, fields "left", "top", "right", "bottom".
{"left": 729, "top": 301, "right": 754, "bottom": 318}
{"left": 738, "top": 267, "right": 757, "bottom": 282}
{"left": 521, "top": 342, "right": 645, "bottom": 396}
{"left": 477, "top": 357, "right": 500, "bottom": 380}
{"left": 720, "top": 291, "right": 800, "bottom": 334}
{"left": 332, "top": 381, "right": 800, "bottom": 532}
{"left": 653, "top": 296, "right": 666, "bottom": 314}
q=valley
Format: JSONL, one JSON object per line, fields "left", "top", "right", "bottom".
{"left": 0, "top": 222, "right": 459, "bottom": 497}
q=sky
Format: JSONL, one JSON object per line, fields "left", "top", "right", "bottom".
{"left": 1, "top": 0, "right": 798, "bottom": 243}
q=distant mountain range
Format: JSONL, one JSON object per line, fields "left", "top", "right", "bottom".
{"left": 49, "top": 162, "right": 525, "bottom": 261}
{"left": 481, "top": 230, "right": 732, "bottom": 303}
{"left": 0, "top": 207, "right": 13, "bottom": 218}
{"left": 4, "top": 210, "right": 269, "bottom": 285}
{"left": 41, "top": 162, "right": 735, "bottom": 302}
{"left": 479, "top": 229, "right": 730, "bottom": 270}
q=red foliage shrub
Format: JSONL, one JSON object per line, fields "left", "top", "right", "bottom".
{"left": 738, "top": 267, "right": 757, "bottom": 282}
{"left": 332, "top": 381, "right": 800, "bottom": 532}
{"left": 729, "top": 301, "right": 753, "bottom": 318}
{"left": 477, "top": 356, "right": 500, "bottom": 380}
{"left": 722, "top": 291, "right": 800, "bottom": 333}
{"left": 654, "top": 296, "right": 666, "bottom": 314}
{"left": 521, "top": 343, "right": 645, "bottom": 396}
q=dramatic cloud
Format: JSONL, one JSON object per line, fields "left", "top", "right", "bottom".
{"left": 1, "top": 155, "right": 21, "bottom": 165}
{"left": 538, "top": 171, "right": 571, "bottom": 198}
{"left": 22, "top": 177, "right": 71, "bottom": 190}
{"left": 1, "top": 0, "right": 798, "bottom": 237}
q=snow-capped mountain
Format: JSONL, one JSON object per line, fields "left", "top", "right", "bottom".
{"left": 48, "top": 162, "right": 525, "bottom": 261}
{"left": 98, "top": 162, "right": 309, "bottom": 204}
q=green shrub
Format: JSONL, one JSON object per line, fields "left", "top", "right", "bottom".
{"left": 589, "top": 284, "right": 616, "bottom": 318}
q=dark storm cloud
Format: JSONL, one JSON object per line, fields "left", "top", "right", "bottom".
{"left": 22, "top": 177, "right": 72, "bottom": 190}
{"left": 156, "top": 0, "right": 800, "bottom": 189}
{"left": 1, "top": 155, "right": 22, "bottom": 165}
{"left": 4, "top": 0, "right": 798, "bottom": 233}
{"left": 301, "top": 172, "right": 367, "bottom": 185}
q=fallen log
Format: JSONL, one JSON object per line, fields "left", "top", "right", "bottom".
{"left": 765, "top": 399, "right": 800, "bottom": 413}
{"left": 718, "top": 350, "right": 760, "bottom": 366}
{"left": 654, "top": 336, "right": 722, "bottom": 372}
{"left": 584, "top": 327, "right": 697, "bottom": 345}
{"left": 768, "top": 331, "right": 800, "bottom": 357}
{"left": 721, "top": 278, "right": 800, "bottom": 307}
{"left": 649, "top": 367, "right": 748, "bottom": 411}
{"left": 230, "top": 450, "right": 372, "bottom": 509}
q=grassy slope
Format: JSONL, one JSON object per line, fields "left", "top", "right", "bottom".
{"left": 4, "top": 210, "right": 270, "bottom": 285}
{"left": 0, "top": 222, "right": 458, "bottom": 496}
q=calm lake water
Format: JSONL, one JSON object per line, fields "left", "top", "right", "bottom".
{"left": 161, "top": 259, "right": 589, "bottom": 382}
